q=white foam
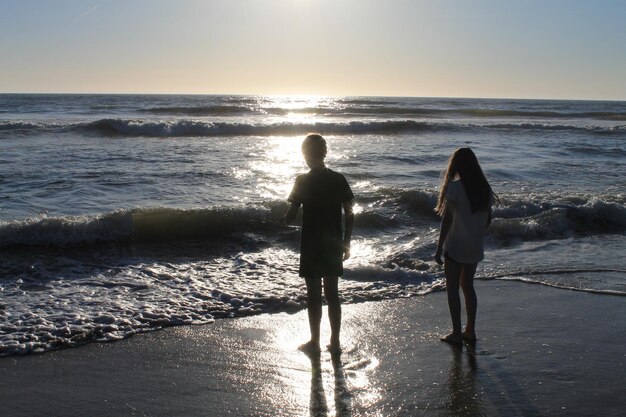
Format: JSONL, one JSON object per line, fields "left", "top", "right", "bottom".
{"left": 0, "top": 245, "right": 446, "bottom": 357}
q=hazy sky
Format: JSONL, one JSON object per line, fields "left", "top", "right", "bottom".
{"left": 1, "top": 0, "right": 625, "bottom": 99}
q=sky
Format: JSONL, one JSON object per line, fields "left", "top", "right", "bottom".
{"left": 1, "top": 0, "right": 625, "bottom": 100}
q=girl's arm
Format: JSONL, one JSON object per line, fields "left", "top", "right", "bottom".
{"left": 434, "top": 205, "right": 453, "bottom": 265}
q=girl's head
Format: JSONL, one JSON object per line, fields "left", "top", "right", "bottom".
{"left": 435, "top": 147, "right": 493, "bottom": 215}
{"left": 446, "top": 147, "right": 483, "bottom": 181}
{"left": 302, "top": 133, "right": 327, "bottom": 169}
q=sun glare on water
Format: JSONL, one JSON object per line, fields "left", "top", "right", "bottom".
{"left": 263, "top": 95, "right": 332, "bottom": 110}
{"left": 254, "top": 136, "right": 304, "bottom": 199}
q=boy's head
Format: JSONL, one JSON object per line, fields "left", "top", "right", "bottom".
{"left": 301, "top": 134, "right": 327, "bottom": 168}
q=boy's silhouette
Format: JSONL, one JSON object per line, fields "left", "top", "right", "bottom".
{"left": 282, "top": 134, "right": 354, "bottom": 354}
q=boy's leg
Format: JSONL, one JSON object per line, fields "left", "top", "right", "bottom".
{"left": 460, "top": 263, "right": 478, "bottom": 340}
{"left": 442, "top": 257, "right": 463, "bottom": 344}
{"left": 323, "top": 276, "right": 341, "bottom": 350}
{"left": 304, "top": 277, "right": 323, "bottom": 347}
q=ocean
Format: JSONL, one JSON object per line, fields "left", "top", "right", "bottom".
{"left": 1, "top": 94, "right": 625, "bottom": 356}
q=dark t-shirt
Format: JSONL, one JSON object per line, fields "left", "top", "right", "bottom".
{"left": 288, "top": 167, "right": 354, "bottom": 278}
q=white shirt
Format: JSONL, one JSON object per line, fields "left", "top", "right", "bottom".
{"left": 443, "top": 180, "right": 489, "bottom": 263}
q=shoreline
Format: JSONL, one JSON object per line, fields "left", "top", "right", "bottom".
{"left": 1, "top": 280, "right": 625, "bottom": 416}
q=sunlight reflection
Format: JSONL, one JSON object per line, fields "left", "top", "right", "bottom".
{"left": 269, "top": 312, "right": 332, "bottom": 415}
{"left": 259, "top": 95, "right": 342, "bottom": 126}
{"left": 231, "top": 167, "right": 253, "bottom": 179}
{"left": 353, "top": 180, "right": 372, "bottom": 190}
{"left": 253, "top": 136, "right": 304, "bottom": 199}
{"left": 345, "top": 238, "right": 378, "bottom": 267}
{"left": 272, "top": 321, "right": 310, "bottom": 354}
{"left": 284, "top": 111, "right": 318, "bottom": 125}
{"left": 348, "top": 357, "right": 380, "bottom": 390}
{"left": 262, "top": 95, "right": 333, "bottom": 111}
{"left": 269, "top": 311, "right": 384, "bottom": 416}
{"left": 261, "top": 299, "right": 387, "bottom": 415}
{"left": 346, "top": 356, "right": 382, "bottom": 409}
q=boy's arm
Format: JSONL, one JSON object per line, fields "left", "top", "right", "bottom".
{"left": 342, "top": 199, "right": 355, "bottom": 260}
{"left": 281, "top": 203, "right": 300, "bottom": 225}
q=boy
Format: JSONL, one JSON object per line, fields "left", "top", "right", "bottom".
{"left": 282, "top": 134, "right": 354, "bottom": 355}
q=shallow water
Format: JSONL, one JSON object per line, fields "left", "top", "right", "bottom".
{"left": 1, "top": 94, "right": 625, "bottom": 355}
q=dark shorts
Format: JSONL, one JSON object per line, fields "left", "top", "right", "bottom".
{"left": 444, "top": 252, "right": 461, "bottom": 264}
{"left": 299, "top": 239, "right": 344, "bottom": 278}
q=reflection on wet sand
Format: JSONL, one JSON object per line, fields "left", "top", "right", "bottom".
{"left": 307, "top": 352, "right": 329, "bottom": 416}
{"left": 306, "top": 351, "right": 354, "bottom": 417}
{"left": 445, "top": 344, "right": 483, "bottom": 417}
{"left": 266, "top": 303, "right": 381, "bottom": 416}
{"left": 331, "top": 352, "right": 353, "bottom": 417}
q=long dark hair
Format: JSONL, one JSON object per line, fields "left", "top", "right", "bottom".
{"left": 435, "top": 148, "right": 496, "bottom": 216}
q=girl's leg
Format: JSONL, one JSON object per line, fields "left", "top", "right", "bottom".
{"left": 460, "top": 263, "right": 478, "bottom": 340}
{"left": 304, "top": 277, "right": 323, "bottom": 347}
{"left": 443, "top": 257, "right": 463, "bottom": 343}
{"left": 323, "top": 276, "right": 341, "bottom": 350}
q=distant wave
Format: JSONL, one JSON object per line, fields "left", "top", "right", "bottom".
{"left": 134, "top": 103, "right": 626, "bottom": 121}
{"left": 0, "top": 121, "right": 51, "bottom": 131}
{"left": 2, "top": 118, "right": 624, "bottom": 138}
{"left": 0, "top": 118, "right": 442, "bottom": 137}
{"left": 486, "top": 122, "right": 626, "bottom": 133}
{"left": 447, "top": 109, "right": 626, "bottom": 121}
{"left": 85, "top": 119, "right": 444, "bottom": 137}
{"left": 138, "top": 105, "right": 254, "bottom": 116}
{"left": 316, "top": 107, "right": 626, "bottom": 121}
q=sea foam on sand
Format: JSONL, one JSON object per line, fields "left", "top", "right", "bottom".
{"left": 0, "top": 280, "right": 624, "bottom": 417}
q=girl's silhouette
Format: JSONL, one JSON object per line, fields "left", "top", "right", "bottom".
{"left": 434, "top": 147, "right": 497, "bottom": 345}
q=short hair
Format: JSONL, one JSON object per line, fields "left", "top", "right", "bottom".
{"left": 301, "top": 133, "right": 327, "bottom": 159}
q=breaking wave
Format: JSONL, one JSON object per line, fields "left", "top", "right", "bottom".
{"left": 1, "top": 118, "right": 624, "bottom": 138}
{"left": 2, "top": 193, "right": 624, "bottom": 250}
{"left": 116, "top": 102, "right": 626, "bottom": 121}
{"left": 0, "top": 204, "right": 288, "bottom": 248}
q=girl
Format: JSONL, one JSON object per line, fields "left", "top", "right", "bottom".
{"left": 434, "top": 148, "right": 497, "bottom": 345}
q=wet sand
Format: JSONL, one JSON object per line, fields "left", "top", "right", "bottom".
{"left": 1, "top": 280, "right": 624, "bottom": 416}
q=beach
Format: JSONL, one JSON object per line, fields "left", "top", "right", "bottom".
{"left": 2, "top": 280, "right": 624, "bottom": 417}
{"left": 2, "top": 1, "right": 625, "bottom": 415}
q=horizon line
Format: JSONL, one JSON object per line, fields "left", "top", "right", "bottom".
{"left": 0, "top": 91, "right": 624, "bottom": 103}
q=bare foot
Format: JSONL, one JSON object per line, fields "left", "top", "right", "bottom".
{"left": 298, "top": 340, "right": 321, "bottom": 355}
{"left": 440, "top": 333, "right": 463, "bottom": 345}
{"left": 462, "top": 330, "right": 477, "bottom": 343}
{"left": 327, "top": 343, "right": 341, "bottom": 355}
